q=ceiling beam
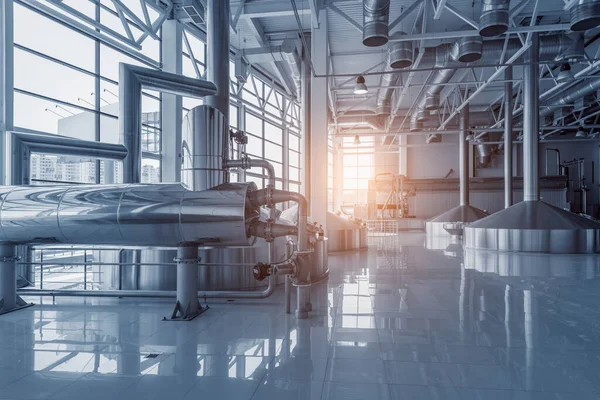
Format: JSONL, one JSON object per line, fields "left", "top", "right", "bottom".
{"left": 245, "top": 18, "right": 293, "bottom": 95}
{"left": 239, "top": 1, "right": 311, "bottom": 19}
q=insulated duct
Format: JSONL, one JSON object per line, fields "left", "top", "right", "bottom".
{"left": 363, "top": 0, "right": 390, "bottom": 47}
{"left": 408, "top": 35, "right": 571, "bottom": 132}
{"left": 479, "top": 0, "right": 509, "bottom": 37}
{"left": 283, "top": 48, "right": 302, "bottom": 98}
{"left": 376, "top": 34, "right": 414, "bottom": 115}
{"left": 0, "top": 183, "right": 260, "bottom": 247}
{"left": 540, "top": 78, "right": 600, "bottom": 119}
{"left": 570, "top": 0, "right": 600, "bottom": 31}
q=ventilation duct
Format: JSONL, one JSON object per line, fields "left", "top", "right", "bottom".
{"left": 479, "top": 0, "right": 509, "bottom": 37}
{"left": 282, "top": 49, "right": 302, "bottom": 97}
{"left": 570, "top": 0, "right": 600, "bottom": 31}
{"left": 557, "top": 32, "right": 585, "bottom": 63}
{"left": 407, "top": 35, "right": 570, "bottom": 134}
{"left": 389, "top": 32, "right": 413, "bottom": 68}
{"left": 476, "top": 141, "right": 498, "bottom": 168}
{"left": 410, "top": 118, "right": 422, "bottom": 132}
{"left": 540, "top": 78, "right": 600, "bottom": 119}
{"left": 363, "top": 0, "right": 390, "bottom": 47}
{"left": 331, "top": 117, "right": 386, "bottom": 131}
{"left": 449, "top": 27, "right": 483, "bottom": 62}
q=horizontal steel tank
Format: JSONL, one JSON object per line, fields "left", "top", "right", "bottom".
{"left": 0, "top": 183, "right": 258, "bottom": 246}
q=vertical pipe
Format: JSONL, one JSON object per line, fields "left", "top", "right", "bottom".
{"left": 119, "top": 64, "right": 142, "bottom": 184}
{"left": 459, "top": 103, "right": 469, "bottom": 206}
{"left": 0, "top": 0, "right": 14, "bottom": 186}
{"left": 285, "top": 276, "right": 291, "bottom": 314}
{"left": 176, "top": 246, "right": 199, "bottom": 317}
{"left": 0, "top": 244, "right": 17, "bottom": 312}
{"left": 523, "top": 34, "right": 540, "bottom": 202}
{"left": 205, "top": 0, "right": 230, "bottom": 127}
{"left": 504, "top": 67, "right": 513, "bottom": 208}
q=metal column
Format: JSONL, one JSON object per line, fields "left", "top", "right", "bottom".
{"left": 161, "top": 19, "right": 183, "bottom": 182}
{"left": 309, "top": 9, "right": 329, "bottom": 231}
{"left": 167, "top": 246, "right": 207, "bottom": 321}
{"left": 0, "top": 0, "right": 13, "bottom": 186}
{"left": 0, "top": 244, "right": 32, "bottom": 315}
{"left": 523, "top": 34, "right": 540, "bottom": 202}
{"left": 504, "top": 67, "right": 513, "bottom": 208}
{"left": 205, "top": 0, "right": 230, "bottom": 127}
{"left": 459, "top": 103, "right": 469, "bottom": 207}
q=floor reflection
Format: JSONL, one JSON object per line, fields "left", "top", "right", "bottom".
{"left": 1, "top": 232, "right": 600, "bottom": 399}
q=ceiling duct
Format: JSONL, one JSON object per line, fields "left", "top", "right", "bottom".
{"left": 331, "top": 117, "right": 386, "bottom": 131}
{"left": 281, "top": 38, "right": 301, "bottom": 97}
{"left": 570, "top": 0, "right": 600, "bottom": 31}
{"left": 540, "top": 78, "right": 600, "bottom": 119}
{"left": 479, "top": 0, "right": 509, "bottom": 37}
{"left": 363, "top": 0, "right": 390, "bottom": 47}
{"left": 407, "top": 35, "right": 570, "bottom": 136}
{"left": 409, "top": 118, "right": 422, "bottom": 132}
{"left": 476, "top": 141, "right": 498, "bottom": 168}
{"left": 450, "top": 27, "right": 483, "bottom": 62}
{"left": 557, "top": 32, "right": 585, "bottom": 63}
{"left": 389, "top": 32, "right": 414, "bottom": 68}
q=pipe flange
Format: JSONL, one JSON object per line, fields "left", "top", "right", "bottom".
{"left": 173, "top": 257, "right": 201, "bottom": 264}
{"left": 0, "top": 255, "right": 21, "bottom": 262}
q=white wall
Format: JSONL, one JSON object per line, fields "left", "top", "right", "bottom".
{"left": 407, "top": 134, "right": 459, "bottom": 179}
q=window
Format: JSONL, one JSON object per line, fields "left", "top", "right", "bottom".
{"left": 343, "top": 137, "right": 374, "bottom": 205}
{"left": 13, "top": 2, "right": 162, "bottom": 184}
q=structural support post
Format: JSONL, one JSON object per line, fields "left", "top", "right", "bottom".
{"left": 0, "top": 0, "right": 13, "bottom": 186}
{"left": 504, "top": 67, "right": 513, "bottom": 208}
{"left": 205, "top": 0, "right": 230, "bottom": 128}
{"left": 309, "top": 8, "right": 329, "bottom": 230}
{"left": 523, "top": 34, "right": 540, "bottom": 202}
{"left": 459, "top": 103, "right": 469, "bottom": 207}
{"left": 167, "top": 246, "right": 207, "bottom": 321}
{"left": 161, "top": 19, "right": 183, "bottom": 182}
{"left": 0, "top": 244, "right": 32, "bottom": 315}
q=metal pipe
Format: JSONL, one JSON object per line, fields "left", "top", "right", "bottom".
{"left": 285, "top": 275, "right": 291, "bottom": 314}
{"left": 504, "top": 67, "right": 513, "bottom": 208}
{"left": 523, "top": 34, "right": 540, "bottom": 202}
{"left": 175, "top": 246, "right": 199, "bottom": 317}
{"left": 19, "top": 272, "right": 280, "bottom": 299}
{"left": 459, "top": 103, "right": 469, "bottom": 206}
{"left": 205, "top": 0, "right": 230, "bottom": 126}
{"left": 119, "top": 63, "right": 217, "bottom": 183}
{"left": 0, "top": 244, "right": 17, "bottom": 312}
{"left": 363, "top": 0, "right": 390, "bottom": 47}
{"left": 0, "top": 183, "right": 258, "bottom": 247}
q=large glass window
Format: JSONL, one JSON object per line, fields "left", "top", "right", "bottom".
{"left": 343, "top": 137, "right": 374, "bottom": 205}
{"left": 13, "top": 1, "right": 162, "bottom": 184}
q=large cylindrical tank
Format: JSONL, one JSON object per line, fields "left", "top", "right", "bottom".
{"left": 327, "top": 212, "right": 368, "bottom": 252}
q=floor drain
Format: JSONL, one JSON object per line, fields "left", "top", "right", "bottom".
{"left": 227, "top": 299, "right": 235, "bottom": 302}
{"left": 145, "top": 354, "right": 160, "bottom": 359}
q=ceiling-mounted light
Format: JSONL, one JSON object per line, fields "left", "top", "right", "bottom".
{"left": 353, "top": 135, "right": 361, "bottom": 145}
{"left": 557, "top": 63, "right": 574, "bottom": 83}
{"left": 354, "top": 75, "right": 368, "bottom": 95}
{"left": 576, "top": 128, "right": 587, "bottom": 138}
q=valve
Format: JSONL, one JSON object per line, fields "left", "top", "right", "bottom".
{"left": 253, "top": 263, "right": 271, "bottom": 281}
{"left": 230, "top": 129, "right": 248, "bottom": 145}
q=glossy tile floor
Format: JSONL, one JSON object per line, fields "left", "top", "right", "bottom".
{"left": 2, "top": 232, "right": 600, "bottom": 399}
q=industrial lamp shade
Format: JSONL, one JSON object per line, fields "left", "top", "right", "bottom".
{"left": 354, "top": 75, "right": 368, "bottom": 95}
{"left": 353, "top": 135, "right": 361, "bottom": 145}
